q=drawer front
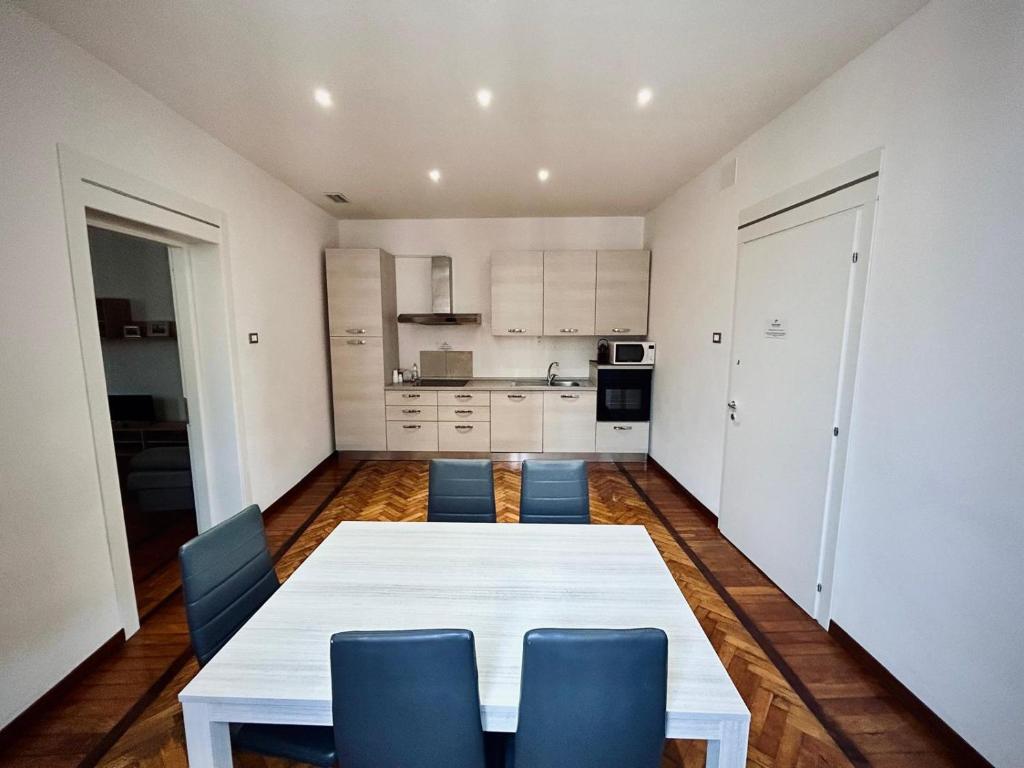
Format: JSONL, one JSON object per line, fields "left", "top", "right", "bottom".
{"left": 438, "top": 422, "right": 491, "bottom": 452}
{"left": 385, "top": 390, "right": 438, "bottom": 406}
{"left": 437, "top": 391, "right": 490, "bottom": 406}
{"left": 438, "top": 405, "right": 491, "bottom": 422}
{"left": 386, "top": 421, "right": 439, "bottom": 452}
{"left": 385, "top": 405, "right": 438, "bottom": 422}
{"left": 490, "top": 391, "right": 544, "bottom": 453}
{"left": 596, "top": 422, "right": 650, "bottom": 453}
{"left": 543, "top": 390, "right": 597, "bottom": 452}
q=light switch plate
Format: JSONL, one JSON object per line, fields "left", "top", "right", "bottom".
{"left": 249, "top": 332, "right": 259, "bottom": 344}
{"left": 712, "top": 332, "right": 722, "bottom": 344}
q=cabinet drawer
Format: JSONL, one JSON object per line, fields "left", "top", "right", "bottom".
{"left": 386, "top": 421, "right": 439, "bottom": 452}
{"left": 543, "top": 390, "right": 597, "bottom": 452}
{"left": 438, "top": 422, "right": 491, "bottom": 452}
{"left": 438, "top": 406, "right": 491, "bottom": 422}
{"left": 385, "top": 405, "right": 438, "bottom": 422}
{"left": 437, "top": 391, "right": 490, "bottom": 406}
{"left": 490, "top": 391, "right": 543, "bottom": 453}
{"left": 385, "top": 390, "right": 438, "bottom": 406}
{"left": 596, "top": 422, "right": 649, "bottom": 453}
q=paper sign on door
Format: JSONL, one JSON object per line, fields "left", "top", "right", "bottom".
{"left": 764, "top": 317, "right": 787, "bottom": 339}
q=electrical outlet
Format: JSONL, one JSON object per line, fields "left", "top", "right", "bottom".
{"left": 248, "top": 332, "right": 259, "bottom": 344}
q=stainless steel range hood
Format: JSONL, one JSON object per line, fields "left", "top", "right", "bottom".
{"left": 397, "top": 255, "right": 481, "bottom": 325}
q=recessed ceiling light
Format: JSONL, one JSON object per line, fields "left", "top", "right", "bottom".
{"left": 313, "top": 87, "right": 333, "bottom": 108}
{"left": 428, "top": 169, "right": 442, "bottom": 183}
{"left": 537, "top": 168, "right": 550, "bottom": 183}
{"left": 476, "top": 88, "right": 493, "bottom": 108}
{"left": 636, "top": 87, "right": 653, "bottom": 107}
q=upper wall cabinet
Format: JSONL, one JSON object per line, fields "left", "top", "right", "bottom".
{"left": 491, "top": 250, "right": 543, "bottom": 336}
{"left": 543, "top": 251, "right": 596, "bottom": 336}
{"left": 595, "top": 250, "right": 651, "bottom": 336}
{"left": 326, "top": 248, "right": 386, "bottom": 337}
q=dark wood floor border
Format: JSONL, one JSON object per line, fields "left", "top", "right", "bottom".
{"left": 614, "top": 462, "right": 872, "bottom": 768}
{"left": 828, "top": 622, "right": 993, "bottom": 768}
{"left": 645, "top": 456, "right": 719, "bottom": 524}
{"left": 0, "top": 631, "right": 126, "bottom": 750}
{"left": 75, "top": 458, "right": 366, "bottom": 768}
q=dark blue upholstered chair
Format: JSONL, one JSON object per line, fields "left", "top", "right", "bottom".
{"left": 518, "top": 460, "right": 590, "bottom": 524}
{"left": 507, "top": 628, "right": 668, "bottom": 768}
{"left": 330, "top": 629, "right": 490, "bottom": 768}
{"left": 428, "top": 459, "right": 497, "bottom": 523}
{"left": 179, "top": 505, "right": 337, "bottom": 767}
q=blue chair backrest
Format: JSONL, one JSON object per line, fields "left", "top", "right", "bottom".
{"left": 330, "top": 629, "right": 488, "bottom": 768}
{"left": 179, "top": 504, "right": 279, "bottom": 666}
{"left": 428, "top": 459, "right": 496, "bottom": 523}
{"left": 511, "top": 628, "right": 668, "bottom": 768}
{"left": 518, "top": 460, "right": 590, "bottom": 524}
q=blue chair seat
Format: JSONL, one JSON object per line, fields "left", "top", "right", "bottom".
{"left": 234, "top": 723, "right": 337, "bottom": 767}
{"left": 428, "top": 459, "right": 496, "bottom": 523}
{"left": 518, "top": 460, "right": 590, "bottom": 524}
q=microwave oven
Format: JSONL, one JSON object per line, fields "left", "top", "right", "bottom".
{"left": 610, "top": 341, "right": 655, "bottom": 365}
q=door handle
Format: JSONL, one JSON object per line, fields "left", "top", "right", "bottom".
{"left": 727, "top": 400, "right": 737, "bottom": 410}
{"left": 561, "top": 394, "right": 580, "bottom": 400}
{"left": 346, "top": 339, "right": 366, "bottom": 345}
{"left": 454, "top": 409, "right": 473, "bottom": 415}
{"left": 613, "top": 425, "right": 632, "bottom": 431}
{"left": 559, "top": 328, "right": 579, "bottom": 334}
{"left": 402, "top": 394, "right": 420, "bottom": 399}
{"left": 507, "top": 394, "right": 526, "bottom": 400}
{"left": 345, "top": 328, "right": 366, "bottom": 334}
{"left": 455, "top": 425, "right": 474, "bottom": 431}
{"left": 401, "top": 409, "right": 421, "bottom": 414}
{"left": 402, "top": 424, "right": 421, "bottom": 430}
{"left": 611, "top": 328, "right": 630, "bottom": 333}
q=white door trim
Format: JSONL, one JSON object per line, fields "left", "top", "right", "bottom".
{"left": 724, "top": 150, "right": 881, "bottom": 627}
{"left": 58, "top": 145, "right": 249, "bottom": 635}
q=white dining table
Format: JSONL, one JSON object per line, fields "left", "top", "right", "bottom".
{"left": 179, "top": 521, "right": 750, "bottom": 767}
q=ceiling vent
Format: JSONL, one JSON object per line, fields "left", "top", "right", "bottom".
{"left": 325, "top": 193, "right": 349, "bottom": 204}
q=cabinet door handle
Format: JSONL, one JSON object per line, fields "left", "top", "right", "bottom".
{"left": 402, "top": 424, "right": 421, "bottom": 430}
{"left": 455, "top": 425, "right": 474, "bottom": 431}
{"left": 345, "top": 328, "right": 367, "bottom": 334}
{"left": 346, "top": 339, "right": 366, "bottom": 345}
{"left": 454, "top": 409, "right": 473, "bottom": 415}
{"left": 613, "top": 425, "right": 633, "bottom": 431}
{"left": 559, "top": 328, "right": 579, "bottom": 334}
{"left": 402, "top": 394, "right": 420, "bottom": 399}
{"left": 611, "top": 328, "right": 630, "bottom": 333}
{"left": 560, "top": 394, "right": 580, "bottom": 400}
{"left": 508, "top": 328, "right": 525, "bottom": 333}
{"left": 455, "top": 394, "right": 472, "bottom": 399}
{"left": 507, "top": 394, "right": 526, "bottom": 400}
{"left": 402, "top": 409, "right": 421, "bottom": 414}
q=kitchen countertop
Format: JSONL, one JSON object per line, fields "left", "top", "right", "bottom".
{"left": 385, "top": 377, "right": 596, "bottom": 392}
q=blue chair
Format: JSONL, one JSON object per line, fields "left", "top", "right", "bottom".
{"left": 179, "top": 505, "right": 337, "bottom": 767}
{"left": 330, "top": 629, "right": 490, "bottom": 768}
{"left": 428, "top": 459, "right": 497, "bottom": 523}
{"left": 518, "top": 460, "right": 590, "bottom": 524}
{"left": 507, "top": 628, "right": 668, "bottom": 768}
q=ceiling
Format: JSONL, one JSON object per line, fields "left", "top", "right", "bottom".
{"left": 19, "top": 0, "right": 926, "bottom": 219}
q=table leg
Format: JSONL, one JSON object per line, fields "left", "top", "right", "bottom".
{"left": 705, "top": 718, "right": 749, "bottom": 768}
{"left": 182, "top": 701, "right": 233, "bottom": 767}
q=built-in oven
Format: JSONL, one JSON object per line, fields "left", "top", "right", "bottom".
{"left": 596, "top": 366, "right": 652, "bottom": 422}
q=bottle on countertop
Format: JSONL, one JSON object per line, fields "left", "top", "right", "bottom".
{"left": 392, "top": 369, "right": 399, "bottom": 384}
{"left": 411, "top": 363, "right": 419, "bottom": 382}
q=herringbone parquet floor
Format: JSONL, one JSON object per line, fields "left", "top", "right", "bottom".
{"left": 91, "top": 460, "right": 851, "bottom": 768}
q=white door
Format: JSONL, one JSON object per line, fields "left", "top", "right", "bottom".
{"left": 720, "top": 205, "right": 866, "bottom": 619}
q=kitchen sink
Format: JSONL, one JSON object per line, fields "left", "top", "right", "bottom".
{"left": 549, "top": 380, "right": 583, "bottom": 387}
{"left": 511, "top": 378, "right": 586, "bottom": 387}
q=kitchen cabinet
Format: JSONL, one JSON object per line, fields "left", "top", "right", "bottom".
{"left": 490, "top": 391, "right": 544, "bottom": 452}
{"left": 491, "top": 251, "right": 544, "bottom": 336}
{"left": 330, "top": 337, "right": 387, "bottom": 450}
{"left": 386, "top": 421, "right": 439, "bottom": 452}
{"left": 542, "top": 390, "right": 596, "bottom": 452}
{"left": 326, "top": 249, "right": 393, "bottom": 337}
{"left": 596, "top": 421, "right": 650, "bottom": 453}
{"left": 595, "top": 250, "right": 650, "bottom": 336}
{"left": 438, "top": 421, "right": 491, "bottom": 452}
{"left": 543, "top": 251, "right": 596, "bottom": 336}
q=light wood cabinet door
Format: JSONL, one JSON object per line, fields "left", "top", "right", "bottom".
{"left": 326, "top": 249, "right": 384, "bottom": 337}
{"left": 490, "top": 392, "right": 544, "bottom": 452}
{"left": 596, "top": 421, "right": 650, "bottom": 453}
{"left": 543, "top": 251, "right": 596, "bottom": 336}
{"left": 330, "top": 337, "right": 385, "bottom": 450}
{"left": 595, "top": 250, "right": 650, "bottom": 336}
{"left": 491, "top": 251, "right": 544, "bottom": 336}
{"left": 543, "top": 390, "right": 596, "bottom": 452}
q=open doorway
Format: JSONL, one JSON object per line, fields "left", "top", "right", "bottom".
{"left": 88, "top": 226, "right": 197, "bottom": 616}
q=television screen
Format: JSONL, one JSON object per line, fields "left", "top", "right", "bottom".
{"left": 108, "top": 394, "right": 156, "bottom": 422}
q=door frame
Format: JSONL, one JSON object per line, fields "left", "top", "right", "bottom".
{"left": 723, "top": 148, "right": 882, "bottom": 627}
{"left": 58, "top": 146, "right": 250, "bottom": 635}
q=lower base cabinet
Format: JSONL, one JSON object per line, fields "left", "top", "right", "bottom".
{"left": 438, "top": 422, "right": 491, "bottom": 452}
{"left": 596, "top": 421, "right": 650, "bottom": 453}
{"left": 386, "top": 421, "right": 439, "bottom": 451}
{"left": 490, "top": 391, "right": 544, "bottom": 452}
{"left": 543, "top": 391, "right": 596, "bottom": 452}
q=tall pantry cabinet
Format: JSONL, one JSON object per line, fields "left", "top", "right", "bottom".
{"left": 326, "top": 249, "right": 398, "bottom": 450}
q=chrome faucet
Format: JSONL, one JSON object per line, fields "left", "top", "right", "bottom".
{"left": 547, "top": 361, "right": 560, "bottom": 386}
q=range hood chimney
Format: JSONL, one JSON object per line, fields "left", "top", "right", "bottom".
{"left": 397, "top": 255, "right": 481, "bottom": 325}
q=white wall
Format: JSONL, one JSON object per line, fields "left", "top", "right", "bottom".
{"left": 0, "top": 5, "right": 337, "bottom": 728}
{"left": 336, "top": 217, "right": 645, "bottom": 378}
{"left": 644, "top": 1, "right": 1023, "bottom": 764}
{"left": 90, "top": 227, "right": 186, "bottom": 421}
